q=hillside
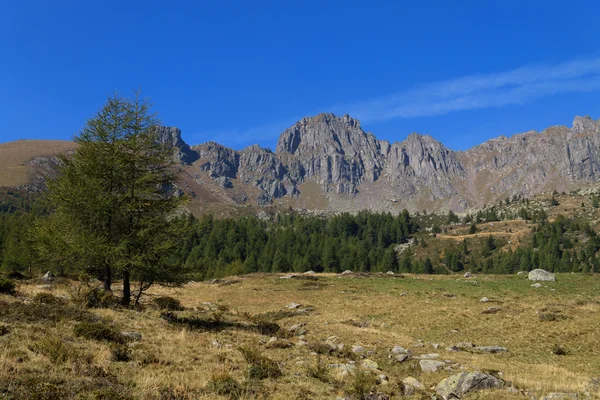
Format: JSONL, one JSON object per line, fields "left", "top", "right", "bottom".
{"left": 1, "top": 115, "right": 600, "bottom": 216}
{"left": 1, "top": 272, "right": 598, "bottom": 399}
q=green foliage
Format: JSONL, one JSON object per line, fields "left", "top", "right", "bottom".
{"left": 30, "top": 334, "right": 74, "bottom": 364}
{"left": 182, "top": 210, "right": 415, "bottom": 279}
{"left": 32, "top": 92, "right": 187, "bottom": 305}
{"left": 238, "top": 345, "right": 282, "bottom": 380}
{"left": 344, "top": 368, "right": 376, "bottom": 400}
{"left": 110, "top": 344, "right": 132, "bottom": 362}
{"left": 469, "top": 223, "right": 477, "bottom": 234}
{"left": 72, "top": 286, "right": 119, "bottom": 309}
{"left": 305, "top": 355, "right": 330, "bottom": 382}
{"left": 0, "top": 277, "right": 15, "bottom": 294}
{"left": 32, "top": 292, "right": 65, "bottom": 305}
{"left": 206, "top": 372, "right": 243, "bottom": 399}
{"left": 153, "top": 296, "right": 184, "bottom": 311}
{"left": 73, "top": 322, "right": 124, "bottom": 343}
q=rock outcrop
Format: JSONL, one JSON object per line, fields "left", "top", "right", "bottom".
{"left": 436, "top": 371, "right": 505, "bottom": 399}
{"left": 528, "top": 269, "right": 556, "bottom": 282}
{"left": 9, "top": 114, "right": 600, "bottom": 214}
{"left": 156, "top": 126, "right": 199, "bottom": 164}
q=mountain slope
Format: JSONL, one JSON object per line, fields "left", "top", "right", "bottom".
{"left": 2, "top": 114, "right": 600, "bottom": 215}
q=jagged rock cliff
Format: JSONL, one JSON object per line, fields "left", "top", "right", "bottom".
{"left": 5, "top": 113, "right": 600, "bottom": 214}
{"left": 156, "top": 126, "right": 199, "bottom": 164}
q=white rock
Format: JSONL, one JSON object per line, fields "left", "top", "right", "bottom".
{"left": 528, "top": 269, "right": 556, "bottom": 281}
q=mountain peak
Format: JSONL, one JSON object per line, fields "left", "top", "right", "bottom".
{"left": 572, "top": 115, "right": 599, "bottom": 134}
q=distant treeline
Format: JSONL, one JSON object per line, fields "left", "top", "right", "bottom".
{"left": 1, "top": 192, "right": 599, "bottom": 278}
{"left": 180, "top": 210, "right": 416, "bottom": 279}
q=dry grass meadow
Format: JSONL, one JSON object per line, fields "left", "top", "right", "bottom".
{"left": 1, "top": 272, "right": 599, "bottom": 399}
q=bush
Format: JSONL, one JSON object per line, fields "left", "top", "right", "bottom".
{"left": 153, "top": 296, "right": 184, "bottom": 311}
{"left": 6, "top": 271, "right": 27, "bottom": 280}
{"left": 305, "top": 355, "right": 330, "bottom": 382}
{"left": 74, "top": 287, "right": 119, "bottom": 309}
{"left": 73, "top": 322, "right": 124, "bottom": 343}
{"left": 238, "top": 346, "right": 282, "bottom": 380}
{"left": 0, "top": 278, "right": 16, "bottom": 294}
{"left": 110, "top": 344, "right": 131, "bottom": 362}
{"left": 344, "top": 368, "right": 376, "bottom": 400}
{"left": 0, "top": 300, "right": 98, "bottom": 324}
{"left": 0, "top": 325, "right": 8, "bottom": 336}
{"left": 206, "top": 371, "right": 242, "bottom": 399}
{"left": 552, "top": 344, "right": 568, "bottom": 355}
{"left": 30, "top": 335, "right": 74, "bottom": 364}
{"left": 33, "top": 292, "right": 65, "bottom": 305}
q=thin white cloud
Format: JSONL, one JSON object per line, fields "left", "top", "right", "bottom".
{"left": 185, "top": 57, "right": 600, "bottom": 148}
{"left": 339, "top": 57, "right": 600, "bottom": 122}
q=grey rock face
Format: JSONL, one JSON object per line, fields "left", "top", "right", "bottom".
{"left": 121, "top": 331, "right": 142, "bottom": 342}
{"left": 436, "top": 371, "right": 504, "bottom": 399}
{"left": 572, "top": 116, "right": 599, "bottom": 134}
{"left": 276, "top": 113, "right": 386, "bottom": 195}
{"left": 419, "top": 359, "right": 446, "bottom": 372}
{"left": 528, "top": 269, "right": 556, "bottom": 281}
{"left": 41, "top": 271, "right": 55, "bottom": 282}
{"left": 23, "top": 113, "right": 600, "bottom": 213}
{"left": 155, "top": 126, "right": 199, "bottom": 164}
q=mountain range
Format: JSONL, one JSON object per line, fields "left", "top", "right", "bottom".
{"left": 2, "top": 114, "right": 600, "bottom": 216}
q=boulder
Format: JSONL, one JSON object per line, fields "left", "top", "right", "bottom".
{"left": 419, "top": 359, "right": 445, "bottom": 373}
{"left": 329, "top": 363, "right": 355, "bottom": 379}
{"left": 463, "top": 272, "right": 471, "bottom": 278}
{"left": 121, "top": 331, "right": 142, "bottom": 342}
{"left": 395, "top": 354, "right": 409, "bottom": 363}
{"left": 472, "top": 346, "right": 508, "bottom": 354}
{"left": 286, "top": 302, "right": 301, "bottom": 309}
{"left": 531, "top": 283, "right": 542, "bottom": 288}
{"left": 361, "top": 359, "right": 379, "bottom": 371}
{"left": 341, "top": 270, "right": 353, "bottom": 275}
{"left": 413, "top": 353, "right": 440, "bottom": 359}
{"left": 436, "top": 371, "right": 504, "bottom": 399}
{"left": 480, "top": 297, "right": 490, "bottom": 303}
{"left": 41, "top": 271, "right": 55, "bottom": 282}
{"left": 528, "top": 269, "right": 556, "bottom": 281}
{"left": 402, "top": 377, "right": 424, "bottom": 396}
{"left": 391, "top": 345, "right": 411, "bottom": 355}
{"left": 352, "top": 345, "right": 365, "bottom": 353}
{"left": 304, "top": 270, "right": 315, "bottom": 275}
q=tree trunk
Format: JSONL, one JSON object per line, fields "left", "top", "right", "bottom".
{"left": 103, "top": 265, "right": 112, "bottom": 292}
{"left": 122, "top": 269, "right": 131, "bottom": 306}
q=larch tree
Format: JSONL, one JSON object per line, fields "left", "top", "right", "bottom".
{"left": 34, "top": 92, "right": 187, "bottom": 305}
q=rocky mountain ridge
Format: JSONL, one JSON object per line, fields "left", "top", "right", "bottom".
{"left": 4, "top": 114, "right": 600, "bottom": 215}
{"left": 163, "top": 113, "right": 600, "bottom": 213}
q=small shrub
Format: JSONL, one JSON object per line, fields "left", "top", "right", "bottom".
{"left": 539, "top": 312, "right": 568, "bottom": 322}
{"left": 30, "top": 335, "right": 74, "bottom": 364}
{"left": 0, "top": 325, "right": 9, "bottom": 336}
{"left": 552, "top": 344, "right": 568, "bottom": 355}
{"left": 238, "top": 345, "right": 282, "bottom": 380}
{"left": 6, "top": 271, "right": 27, "bottom": 280}
{"left": 0, "top": 300, "right": 98, "bottom": 324}
{"left": 0, "top": 277, "right": 16, "bottom": 294}
{"left": 32, "top": 292, "right": 65, "bottom": 305}
{"left": 74, "top": 287, "right": 119, "bottom": 309}
{"left": 305, "top": 355, "right": 330, "bottom": 382}
{"left": 110, "top": 344, "right": 131, "bottom": 362}
{"left": 344, "top": 368, "right": 376, "bottom": 400}
{"left": 73, "top": 322, "right": 123, "bottom": 343}
{"left": 254, "top": 320, "right": 281, "bottom": 336}
{"left": 153, "top": 296, "right": 184, "bottom": 311}
{"left": 206, "top": 371, "right": 242, "bottom": 399}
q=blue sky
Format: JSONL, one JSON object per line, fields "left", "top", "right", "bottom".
{"left": 1, "top": 0, "right": 600, "bottom": 151}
